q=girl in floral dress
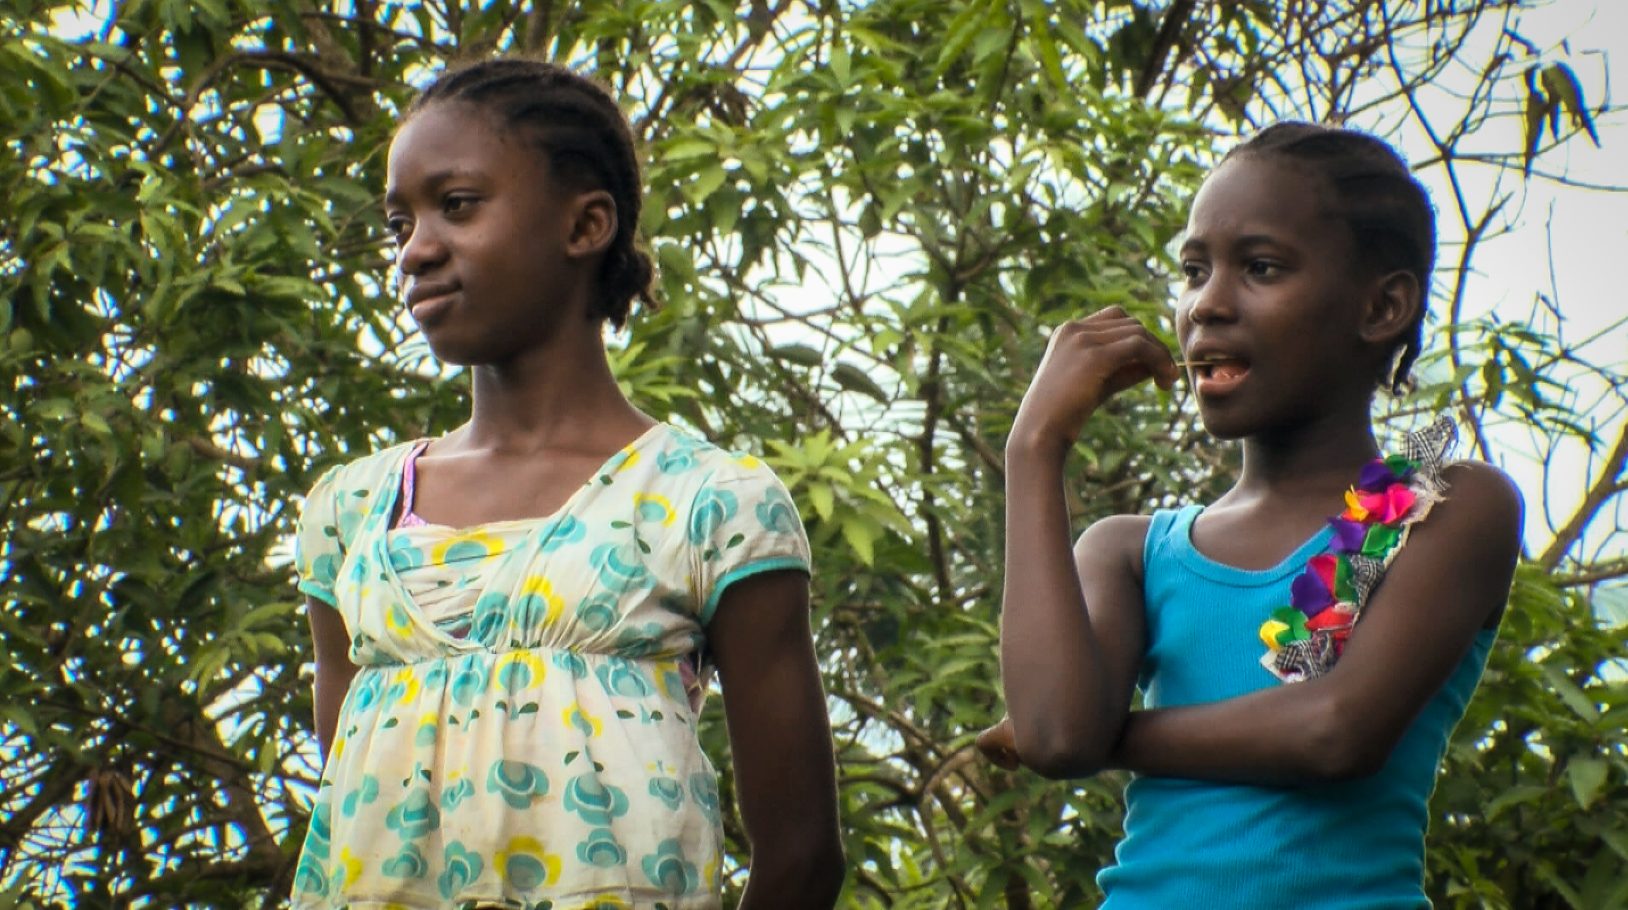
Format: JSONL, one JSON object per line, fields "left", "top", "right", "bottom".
{"left": 291, "top": 59, "right": 843, "bottom": 910}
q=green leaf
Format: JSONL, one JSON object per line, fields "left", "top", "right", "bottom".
{"left": 832, "top": 362, "right": 889, "bottom": 402}
{"left": 1569, "top": 757, "right": 1609, "bottom": 809}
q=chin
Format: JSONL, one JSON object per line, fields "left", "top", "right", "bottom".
{"left": 1195, "top": 401, "right": 1256, "bottom": 440}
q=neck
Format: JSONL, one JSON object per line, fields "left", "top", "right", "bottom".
{"left": 459, "top": 319, "right": 650, "bottom": 454}
{"left": 1233, "top": 396, "right": 1380, "bottom": 503}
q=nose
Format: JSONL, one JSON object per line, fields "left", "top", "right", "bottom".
{"left": 1181, "top": 271, "right": 1237, "bottom": 329}
{"left": 396, "top": 219, "right": 447, "bottom": 279}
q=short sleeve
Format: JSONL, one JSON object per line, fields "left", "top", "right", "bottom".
{"left": 294, "top": 466, "right": 346, "bottom": 608}
{"left": 687, "top": 457, "right": 812, "bottom": 625}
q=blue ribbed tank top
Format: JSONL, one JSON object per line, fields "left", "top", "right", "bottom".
{"left": 1097, "top": 505, "right": 1495, "bottom": 909}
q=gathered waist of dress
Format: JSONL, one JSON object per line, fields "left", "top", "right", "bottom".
{"left": 356, "top": 640, "right": 691, "bottom": 668}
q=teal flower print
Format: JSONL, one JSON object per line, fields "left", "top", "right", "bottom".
{"left": 437, "top": 841, "right": 484, "bottom": 900}
{"left": 292, "top": 855, "right": 329, "bottom": 897}
{"left": 553, "top": 650, "right": 589, "bottom": 678}
{"left": 594, "top": 658, "right": 654, "bottom": 698}
{"left": 649, "top": 777, "right": 684, "bottom": 811}
{"left": 501, "top": 851, "right": 553, "bottom": 891}
{"left": 689, "top": 773, "right": 721, "bottom": 824}
{"left": 687, "top": 487, "right": 738, "bottom": 545}
{"left": 538, "top": 514, "right": 586, "bottom": 552}
{"left": 340, "top": 774, "right": 380, "bottom": 818}
{"left": 486, "top": 759, "right": 551, "bottom": 810}
{"left": 304, "top": 801, "right": 333, "bottom": 860}
{"left": 381, "top": 842, "right": 429, "bottom": 879}
{"left": 577, "top": 828, "right": 628, "bottom": 868}
{"left": 310, "top": 552, "right": 341, "bottom": 588}
{"left": 641, "top": 838, "right": 701, "bottom": 895}
{"left": 383, "top": 787, "right": 440, "bottom": 840}
{"left": 590, "top": 541, "right": 653, "bottom": 594}
{"left": 337, "top": 508, "right": 364, "bottom": 546}
{"left": 470, "top": 593, "right": 509, "bottom": 642}
{"left": 575, "top": 592, "right": 621, "bottom": 632}
{"left": 656, "top": 445, "right": 699, "bottom": 475}
{"left": 754, "top": 486, "right": 801, "bottom": 534}
{"left": 612, "top": 623, "right": 667, "bottom": 659}
{"left": 562, "top": 774, "right": 630, "bottom": 826}
{"left": 450, "top": 659, "right": 489, "bottom": 706}
{"left": 440, "top": 776, "right": 476, "bottom": 812}
{"left": 386, "top": 535, "right": 425, "bottom": 571}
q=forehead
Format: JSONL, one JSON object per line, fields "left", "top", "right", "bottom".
{"left": 386, "top": 102, "right": 535, "bottom": 190}
{"left": 1184, "top": 155, "right": 1340, "bottom": 247}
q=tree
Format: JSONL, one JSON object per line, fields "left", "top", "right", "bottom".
{"left": 1, "top": 1, "right": 1622, "bottom": 907}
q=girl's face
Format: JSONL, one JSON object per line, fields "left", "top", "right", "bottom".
{"left": 384, "top": 102, "right": 599, "bottom": 366}
{"left": 1174, "top": 155, "right": 1382, "bottom": 439}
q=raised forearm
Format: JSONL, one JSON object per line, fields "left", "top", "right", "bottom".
{"left": 999, "top": 442, "right": 1113, "bottom": 777}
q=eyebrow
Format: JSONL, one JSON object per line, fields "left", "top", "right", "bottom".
{"left": 383, "top": 168, "right": 482, "bottom": 207}
{"left": 1180, "top": 232, "right": 1289, "bottom": 256}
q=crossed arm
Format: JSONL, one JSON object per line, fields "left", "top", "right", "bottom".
{"left": 993, "top": 459, "right": 1522, "bottom": 786}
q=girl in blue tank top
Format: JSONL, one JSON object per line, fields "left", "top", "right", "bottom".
{"left": 978, "top": 123, "right": 1522, "bottom": 908}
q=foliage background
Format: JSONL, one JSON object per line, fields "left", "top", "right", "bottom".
{"left": 1, "top": 1, "right": 1625, "bottom": 907}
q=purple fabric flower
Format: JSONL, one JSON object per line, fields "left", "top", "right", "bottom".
{"left": 1328, "top": 518, "right": 1367, "bottom": 553}
{"left": 1357, "top": 460, "right": 1399, "bottom": 493}
{"left": 1291, "top": 571, "right": 1333, "bottom": 617}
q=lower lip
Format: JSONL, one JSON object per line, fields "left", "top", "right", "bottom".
{"left": 1195, "top": 365, "right": 1250, "bottom": 398}
{"left": 409, "top": 292, "right": 457, "bottom": 325}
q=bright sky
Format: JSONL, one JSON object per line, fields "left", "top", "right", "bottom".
{"left": 1391, "top": 2, "right": 1627, "bottom": 561}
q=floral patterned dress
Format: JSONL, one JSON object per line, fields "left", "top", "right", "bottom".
{"left": 290, "top": 424, "right": 810, "bottom": 910}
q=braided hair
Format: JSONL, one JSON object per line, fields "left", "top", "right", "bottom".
{"left": 1224, "top": 122, "right": 1436, "bottom": 393}
{"left": 407, "top": 58, "right": 657, "bottom": 329}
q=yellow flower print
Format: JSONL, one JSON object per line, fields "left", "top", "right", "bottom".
{"left": 734, "top": 453, "right": 762, "bottom": 469}
{"left": 388, "top": 667, "right": 420, "bottom": 705}
{"left": 562, "top": 702, "right": 602, "bottom": 737}
{"left": 613, "top": 445, "right": 642, "bottom": 472}
{"left": 336, "top": 845, "right": 364, "bottom": 889}
{"left": 514, "top": 575, "right": 564, "bottom": 628}
{"left": 431, "top": 529, "right": 505, "bottom": 565}
{"left": 492, "top": 650, "right": 548, "bottom": 693}
{"left": 494, "top": 835, "right": 561, "bottom": 891}
{"left": 633, "top": 492, "right": 676, "bottom": 526}
{"left": 385, "top": 602, "right": 414, "bottom": 637}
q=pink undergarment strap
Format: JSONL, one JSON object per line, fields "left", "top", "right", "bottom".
{"left": 396, "top": 440, "right": 432, "bottom": 528}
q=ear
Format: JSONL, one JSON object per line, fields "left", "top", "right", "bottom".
{"left": 1359, "top": 270, "right": 1420, "bottom": 349}
{"left": 564, "top": 189, "right": 618, "bottom": 260}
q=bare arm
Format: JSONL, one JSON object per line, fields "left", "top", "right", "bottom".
{"left": 996, "top": 308, "right": 1177, "bottom": 778}
{"left": 1108, "top": 462, "right": 1522, "bottom": 784}
{"left": 306, "top": 597, "right": 359, "bottom": 761}
{"left": 709, "top": 569, "right": 844, "bottom": 909}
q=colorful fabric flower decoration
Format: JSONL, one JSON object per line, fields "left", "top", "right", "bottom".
{"left": 1259, "top": 417, "right": 1456, "bottom": 683}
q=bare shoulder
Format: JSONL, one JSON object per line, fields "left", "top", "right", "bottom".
{"left": 1075, "top": 513, "right": 1156, "bottom": 576}
{"left": 1434, "top": 460, "right": 1524, "bottom": 539}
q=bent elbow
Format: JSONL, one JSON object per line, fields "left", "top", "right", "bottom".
{"left": 1013, "top": 727, "right": 1109, "bottom": 780}
{"left": 1302, "top": 710, "right": 1390, "bottom": 782}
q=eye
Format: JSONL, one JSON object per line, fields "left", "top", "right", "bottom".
{"left": 1245, "top": 259, "right": 1283, "bottom": 278}
{"left": 385, "top": 214, "right": 411, "bottom": 245}
{"left": 442, "top": 193, "right": 479, "bottom": 216}
{"left": 1180, "top": 261, "right": 1209, "bottom": 285}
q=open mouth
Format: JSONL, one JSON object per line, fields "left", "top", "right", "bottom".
{"left": 1185, "top": 356, "right": 1251, "bottom": 396}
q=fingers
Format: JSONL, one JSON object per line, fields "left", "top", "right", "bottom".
{"left": 1046, "top": 310, "right": 1178, "bottom": 394}
{"left": 975, "top": 718, "right": 1021, "bottom": 771}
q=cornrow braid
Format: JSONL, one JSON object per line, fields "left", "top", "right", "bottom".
{"left": 1224, "top": 122, "right": 1436, "bottom": 394}
{"left": 408, "top": 58, "right": 657, "bottom": 329}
